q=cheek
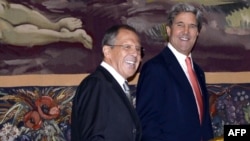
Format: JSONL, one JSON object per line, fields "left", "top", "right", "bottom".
{"left": 191, "top": 30, "right": 199, "bottom": 36}
{"left": 137, "top": 56, "right": 142, "bottom": 64}
{"left": 111, "top": 51, "right": 122, "bottom": 59}
{"left": 170, "top": 31, "right": 181, "bottom": 40}
{"left": 191, "top": 34, "right": 199, "bottom": 41}
{"left": 116, "top": 53, "right": 126, "bottom": 64}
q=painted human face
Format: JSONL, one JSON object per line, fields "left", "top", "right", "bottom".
{"left": 166, "top": 12, "right": 199, "bottom": 56}
{"left": 103, "top": 28, "right": 141, "bottom": 79}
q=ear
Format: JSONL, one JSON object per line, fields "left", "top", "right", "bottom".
{"left": 103, "top": 45, "right": 111, "bottom": 58}
{"left": 166, "top": 25, "right": 171, "bottom": 36}
{"left": 196, "top": 31, "right": 199, "bottom": 36}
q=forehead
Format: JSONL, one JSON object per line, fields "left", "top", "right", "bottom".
{"left": 174, "top": 12, "right": 197, "bottom": 24}
{"left": 115, "top": 28, "right": 140, "bottom": 44}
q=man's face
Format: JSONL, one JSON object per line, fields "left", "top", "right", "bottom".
{"left": 166, "top": 12, "right": 199, "bottom": 56}
{"left": 103, "top": 28, "right": 141, "bottom": 79}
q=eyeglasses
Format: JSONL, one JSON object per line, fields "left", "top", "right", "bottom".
{"left": 107, "top": 44, "right": 144, "bottom": 54}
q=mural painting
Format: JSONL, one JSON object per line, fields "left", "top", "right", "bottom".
{"left": 0, "top": 0, "right": 250, "bottom": 75}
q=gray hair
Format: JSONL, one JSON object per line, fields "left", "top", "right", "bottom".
{"left": 166, "top": 3, "right": 203, "bottom": 32}
{"left": 101, "top": 24, "right": 139, "bottom": 47}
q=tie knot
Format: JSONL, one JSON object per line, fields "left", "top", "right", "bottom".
{"left": 185, "top": 57, "right": 191, "bottom": 64}
{"left": 185, "top": 57, "right": 193, "bottom": 69}
{"left": 123, "top": 81, "right": 130, "bottom": 92}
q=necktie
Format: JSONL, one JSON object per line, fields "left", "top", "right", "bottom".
{"left": 185, "top": 57, "right": 203, "bottom": 123}
{"left": 123, "top": 81, "right": 132, "bottom": 103}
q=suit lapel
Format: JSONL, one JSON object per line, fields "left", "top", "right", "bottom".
{"left": 97, "top": 66, "right": 141, "bottom": 130}
{"left": 161, "top": 47, "right": 192, "bottom": 93}
{"left": 161, "top": 48, "right": 208, "bottom": 121}
{"left": 161, "top": 47, "right": 204, "bottom": 123}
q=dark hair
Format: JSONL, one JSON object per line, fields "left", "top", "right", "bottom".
{"left": 101, "top": 24, "right": 139, "bottom": 47}
{"left": 166, "top": 3, "right": 203, "bottom": 32}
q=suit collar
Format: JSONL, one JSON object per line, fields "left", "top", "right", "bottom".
{"left": 100, "top": 61, "right": 126, "bottom": 91}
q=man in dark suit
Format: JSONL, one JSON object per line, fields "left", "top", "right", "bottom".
{"left": 71, "top": 24, "right": 142, "bottom": 141}
{"left": 136, "top": 3, "right": 214, "bottom": 141}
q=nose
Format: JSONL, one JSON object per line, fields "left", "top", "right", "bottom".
{"left": 183, "top": 26, "right": 189, "bottom": 34}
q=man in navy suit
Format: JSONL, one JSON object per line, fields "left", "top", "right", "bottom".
{"left": 71, "top": 24, "right": 142, "bottom": 141}
{"left": 136, "top": 3, "right": 214, "bottom": 141}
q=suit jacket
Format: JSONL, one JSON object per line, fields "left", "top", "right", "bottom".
{"left": 136, "top": 47, "right": 214, "bottom": 141}
{"left": 71, "top": 65, "right": 142, "bottom": 141}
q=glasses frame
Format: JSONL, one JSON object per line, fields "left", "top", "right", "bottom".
{"left": 106, "top": 44, "right": 144, "bottom": 54}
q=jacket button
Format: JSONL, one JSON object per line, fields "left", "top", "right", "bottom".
{"left": 132, "top": 128, "right": 137, "bottom": 134}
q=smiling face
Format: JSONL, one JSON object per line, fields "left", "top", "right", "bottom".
{"left": 103, "top": 28, "right": 141, "bottom": 79}
{"left": 166, "top": 12, "right": 199, "bottom": 56}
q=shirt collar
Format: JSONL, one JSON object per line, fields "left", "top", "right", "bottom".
{"left": 168, "top": 42, "right": 193, "bottom": 70}
{"left": 101, "top": 61, "right": 126, "bottom": 90}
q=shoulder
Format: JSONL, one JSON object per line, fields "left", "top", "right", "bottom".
{"left": 79, "top": 70, "right": 106, "bottom": 88}
{"left": 141, "top": 47, "right": 173, "bottom": 73}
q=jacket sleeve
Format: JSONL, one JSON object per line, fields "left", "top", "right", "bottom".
{"left": 136, "top": 61, "right": 167, "bottom": 141}
{"left": 71, "top": 77, "right": 108, "bottom": 141}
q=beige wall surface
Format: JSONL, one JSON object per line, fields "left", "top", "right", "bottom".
{"left": 1, "top": 72, "right": 250, "bottom": 87}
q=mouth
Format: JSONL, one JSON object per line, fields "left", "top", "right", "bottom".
{"left": 125, "top": 59, "right": 138, "bottom": 70}
{"left": 125, "top": 60, "right": 136, "bottom": 65}
{"left": 180, "top": 36, "right": 189, "bottom": 41}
